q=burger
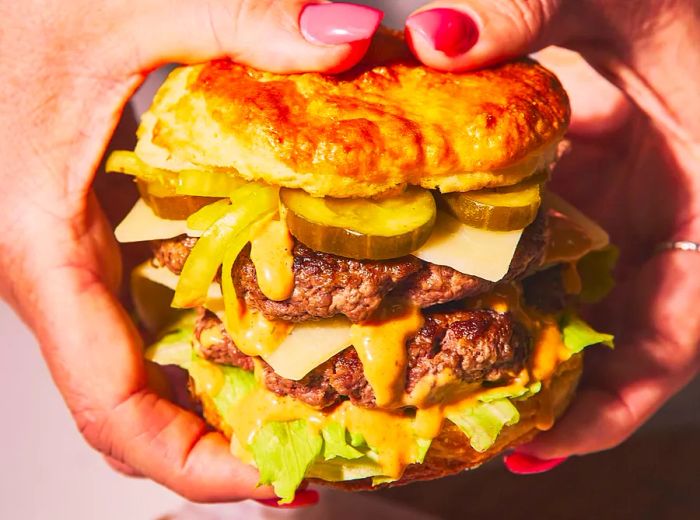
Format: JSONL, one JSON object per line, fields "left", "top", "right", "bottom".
{"left": 108, "top": 31, "right": 615, "bottom": 503}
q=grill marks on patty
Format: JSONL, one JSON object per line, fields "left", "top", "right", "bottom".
{"left": 194, "top": 309, "right": 530, "bottom": 409}
{"left": 152, "top": 213, "right": 547, "bottom": 322}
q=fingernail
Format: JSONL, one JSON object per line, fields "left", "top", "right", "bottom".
{"left": 300, "top": 3, "right": 383, "bottom": 45}
{"left": 503, "top": 452, "right": 568, "bottom": 475}
{"left": 255, "top": 489, "right": 320, "bottom": 508}
{"left": 406, "top": 8, "right": 479, "bottom": 56}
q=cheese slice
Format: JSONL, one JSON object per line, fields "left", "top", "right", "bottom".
{"left": 136, "top": 261, "right": 353, "bottom": 380}
{"left": 414, "top": 211, "right": 523, "bottom": 282}
{"left": 543, "top": 192, "right": 609, "bottom": 263}
{"left": 133, "top": 262, "right": 223, "bottom": 304}
{"left": 115, "top": 199, "right": 202, "bottom": 243}
{"left": 264, "top": 316, "right": 353, "bottom": 380}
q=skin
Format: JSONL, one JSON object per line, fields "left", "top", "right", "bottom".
{"left": 0, "top": 0, "right": 698, "bottom": 502}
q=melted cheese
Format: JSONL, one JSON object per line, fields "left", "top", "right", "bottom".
{"left": 414, "top": 211, "right": 524, "bottom": 282}
{"left": 188, "top": 281, "right": 577, "bottom": 482}
{"left": 133, "top": 262, "right": 223, "bottom": 308}
{"left": 350, "top": 304, "right": 424, "bottom": 407}
{"left": 225, "top": 306, "right": 293, "bottom": 358}
{"left": 249, "top": 217, "right": 295, "bottom": 301}
{"left": 264, "top": 316, "right": 353, "bottom": 380}
{"left": 115, "top": 199, "right": 201, "bottom": 243}
{"left": 543, "top": 192, "right": 609, "bottom": 263}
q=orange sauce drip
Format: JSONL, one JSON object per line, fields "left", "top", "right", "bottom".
{"left": 249, "top": 217, "right": 295, "bottom": 301}
{"left": 350, "top": 303, "right": 424, "bottom": 408}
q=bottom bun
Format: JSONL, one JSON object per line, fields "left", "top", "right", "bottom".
{"left": 195, "top": 354, "right": 582, "bottom": 491}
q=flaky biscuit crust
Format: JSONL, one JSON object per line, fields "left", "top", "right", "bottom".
{"left": 137, "top": 31, "right": 569, "bottom": 197}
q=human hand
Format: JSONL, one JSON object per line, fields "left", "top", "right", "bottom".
{"left": 0, "top": 0, "right": 382, "bottom": 501}
{"left": 403, "top": 0, "right": 700, "bottom": 464}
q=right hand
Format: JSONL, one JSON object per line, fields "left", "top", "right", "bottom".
{"left": 0, "top": 0, "right": 381, "bottom": 502}
{"left": 403, "top": 0, "right": 700, "bottom": 464}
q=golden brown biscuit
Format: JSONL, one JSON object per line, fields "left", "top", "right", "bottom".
{"left": 136, "top": 31, "right": 570, "bottom": 198}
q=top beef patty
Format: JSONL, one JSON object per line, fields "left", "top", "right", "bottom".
{"left": 152, "top": 213, "right": 547, "bottom": 323}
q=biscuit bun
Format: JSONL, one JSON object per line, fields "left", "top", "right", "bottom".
{"left": 135, "top": 30, "right": 570, "bottom": 198}
{"left": 194, "top": 354, "right": 582, "bottom": 491}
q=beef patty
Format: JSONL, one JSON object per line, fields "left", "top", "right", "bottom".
{"left": 153, "top": 214, "right": 547, "bottom": 323}
{"left": 194, "top": 308, "right": 530, "bottom": 409}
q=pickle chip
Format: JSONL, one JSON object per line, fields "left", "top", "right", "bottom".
{"left": 137, "top": 180, "right": 219, "bottom": 220}
{"left": 440, "top": 174, "right": 545, "bottom": 231}
{"left": 280, "top": 187, "right": 436, "bottom": 260}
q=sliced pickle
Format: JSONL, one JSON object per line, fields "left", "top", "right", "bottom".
{"left": 440, "top": 173, "right": 546, "bottom": 231}
{"left": 280, "top": 187, "right": 436, "bottom": 260}
{"left": 137, "top": 180, "right": 219, "bottom": 220}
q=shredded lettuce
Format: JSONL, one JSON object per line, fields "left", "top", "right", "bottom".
{"left": 446, "top": 399, "right": 520, "bottom": 453}
{"left": 145, "top": 323, "right": 432, "bottom": 502}
{"left": 578, "top": 245, "right": 619, "bottom": 303}
{"left": 560, "top": 313, "right": 614, "bottom": 353}
{"left": 250, "top": 420, "right": 323, "bottom": 504}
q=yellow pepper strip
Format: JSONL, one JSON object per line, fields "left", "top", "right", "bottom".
{"left": 186, "top": 199, "right": 233, "bottom": 231}
{"left": 172, "top": 184, "right": 278, "bottom": 308}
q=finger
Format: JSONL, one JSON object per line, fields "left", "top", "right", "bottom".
{"left": 104, "top": 455, "right": 144, "bottom": 478}
{"left": 534, "top": 46, "right": 633, "bottom": 137}
{"left": 23, "top": 204, "right": 275, "bottom": 502}
{"left": 519, "top": 251, "right": 700, "bottom": 459}
{"left": 103, "top": 0, "right": 383, "bottom": 74}
{"left": 404, "top": 0, "right": 564, "bottom": 71}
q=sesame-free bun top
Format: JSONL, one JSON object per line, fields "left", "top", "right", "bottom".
{"left": 136, "top": 30, "right": 570, "bottom": 198}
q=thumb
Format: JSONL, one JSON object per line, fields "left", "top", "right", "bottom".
{"left": 404, "top": 0, "right": 565, "bottom": 71}
{"left": 105, "top": 1, "right": 383, "bottom": 74}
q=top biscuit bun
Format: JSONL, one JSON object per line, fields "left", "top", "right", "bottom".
{"left": 135, "top": 30, "right": 570, "bottom": 198}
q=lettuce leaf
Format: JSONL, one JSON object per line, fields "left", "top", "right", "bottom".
{"left": 210, "top": 364, "right": 257, "bottom": 413}
{"left": 578, "top": 245, "right": 619, "bottom": 303}
{"left": 250, "top": 420, "right": 323, "bottom": 504}
{"left": 143, "top": 312, "right": 197, "bottom": 369}
{"left": 478, "top": 382, "right": 542, "bottom": 403}
{"left": 560, "top": 313, "right": 614, "bottom": 353}
{"left": 307, "top": 455, "right": 384, "bottom": 482}
{"left": 321, "top": 422, "right": 364, "bottom": 461}
{"left": 446, "top": 399, "right": 520, "bottom": 453}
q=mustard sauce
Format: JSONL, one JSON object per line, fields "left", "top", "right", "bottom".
{"left": 530, "top": 321, "right": 571, "bottom": 382}
{"left": 226, "top": 306, "right": 293, "bottom": 358}
{"left": 249, "top": 216, "right": 295, "bottom": 301}
{"left": 350, "top": 303, "right": 424, "bottom": 408}
{"left": 200, "top": 278, "right": 575, "bottom": 482}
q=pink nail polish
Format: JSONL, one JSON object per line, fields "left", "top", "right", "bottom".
{"left": 503, "top": 452, "right": 568, "bottom": 475}
{"left": 406, "top": 8, "right": 479, "bottom": 56}
{"left": 300, "top": 3, "right": 383, "bottom": 45}
{"left": 255, "top": 489, "right": 320, "bottom": 508}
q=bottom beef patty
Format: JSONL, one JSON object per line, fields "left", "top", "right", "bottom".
{"left": 194, "top": 307, "right": 530, "bottom": 409}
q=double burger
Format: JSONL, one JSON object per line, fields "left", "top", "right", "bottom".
{"left": 108, "top": 31, "right": 615, "bottom": 503}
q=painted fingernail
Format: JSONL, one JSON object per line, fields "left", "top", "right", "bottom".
{"left": 255, "top": 489, "right": 320, "bottom": 508}
{"left": 300, "top": 3, "right": 383, "bottom": 45}
{"left": 406, "top": 8, "right": 479, "bottom": 56}
{"left": 503, "top": 452, "right": 568, "bottom": 474}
